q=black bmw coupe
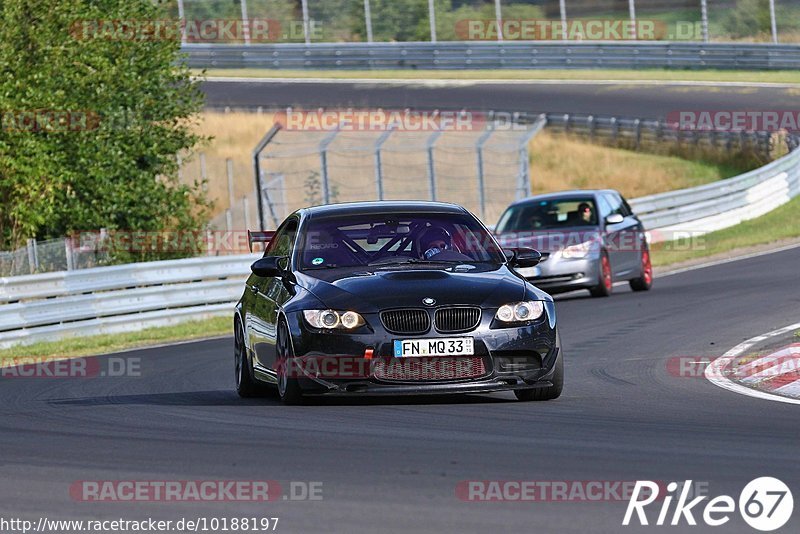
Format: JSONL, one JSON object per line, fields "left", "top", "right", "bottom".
{"left": 234, "top": 201, "right": 563, "bottom": 404}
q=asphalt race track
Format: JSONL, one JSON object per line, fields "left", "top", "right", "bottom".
{"left": 2, "top": 246, "right": 799, "bottom": 533}
{"left": 201, "top": 79, "right": 800, "bottom": 117}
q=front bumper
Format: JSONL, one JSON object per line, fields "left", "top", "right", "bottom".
{"left": 516, "top": 253, "right": 600, "bottom": 293}
{"left": 284, "top": 307, "right": 560, "bottom": 396}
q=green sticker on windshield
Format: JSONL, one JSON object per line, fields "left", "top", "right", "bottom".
{"left": 312, "top": 257, "right": 324, "bottom": 266}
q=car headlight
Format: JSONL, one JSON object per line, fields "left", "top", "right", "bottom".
{"left": 561, "top": 240, "right": 594, "bottom": 259}
{"left": 303, "top": 310, "right": 365, "bottom": 330}
{"left": 495, "top": 301, "right": 545, "bottom": 323}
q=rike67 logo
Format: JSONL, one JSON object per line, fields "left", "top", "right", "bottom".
{"left": 623, "top": 478, "right": 793, "bottom": 531}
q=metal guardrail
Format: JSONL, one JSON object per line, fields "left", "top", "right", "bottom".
{"left": 532, "top": 112, "right": 772, "bottom": 158}
{"left": 2, "top": 145, "right": 799, "bottom": 348}
{"left": 182, "top": 42, "right": 800, "bottom": 70}
{"left": 630, "top": 146, "right": 800, "bottom": 240}
{"left": 0, "top": 255, "right": 257, "bottom": 348}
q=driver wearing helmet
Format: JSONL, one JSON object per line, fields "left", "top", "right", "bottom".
{"left": 420, "top": 226, "right": 453, "bottom": 260}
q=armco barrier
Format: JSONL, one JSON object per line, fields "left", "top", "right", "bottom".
{"left": 0, "top": 255, "right": 258, "bottom": 348}
{"left": 182, "top": 42, "right": 800, "bottom": 70}
{"left": 630, "top": 146, "right": 800, "bottom": 240}
{"left": 1, "top": 145, "right": 798, "bottom": 347}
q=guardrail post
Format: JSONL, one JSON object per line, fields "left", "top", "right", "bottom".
{"left": 252, "top": 123, "right": 283, "bottom": 230}
{"left": 476, "top": 126, "right": 495, "bottom": 221}
{"left": 26, "top": 238, "right": 38, "bottom": 274}
{"left": 374, "top": 126, "right": 395, "bottom": 201}
{"left": 700, "top": 0, "right": 709, "bottom": 42}
{"left": 563, "top": 113, "right": 570, "bottom": 134}
{"left": 301, "top": 0, "right": 311, "bottom": 44}
{"left": 426, "top": 130, "right": 442, "bottom": 201}
{"left": 634, "top": 119, "right": 642, "bottom": 150}
{"left": 177, "top": 0, "right": 186, "bottom": 45}
{"left": 769, "top": 0, "right": 778, "bottom": 44}
{"left": 364, "top": 0, "right": 374, "bottom": 43}
{"left": 611, "top": 117, "right": 619, "bottom": 142}
{"left": 494, "top": 0, "right": 504, "bottom": 41}
{"left": 559, "top": 0, "right": 568, "bottom": 41}
{"left": 65, "top": 238, "right": 74, "bottom": 271}
{"left": 517, "top": 115, "right": 546, "bottom": 200}
{"left": 226, "top": 158, "right": 236, "bottom": 217}
{"left": 240, "top": 0, "right": 251, "bottom": 45}
{"left": 587, "top": 115, "right": 595, "bottom": 140}
{"left": 319, "top": 130, "right": 340, "bottom": 205}
{"left": 428, "top": 0, "right": 437, "bottom": 42}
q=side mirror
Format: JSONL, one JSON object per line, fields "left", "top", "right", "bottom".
{"left": 605, "top": 214, "right": 624, "bottom": 225}
{"left": 505, "top": 247, "right": 542, "bottom": 268}
{"left": 251, "top": 256, "right": 286, "bottom": 278}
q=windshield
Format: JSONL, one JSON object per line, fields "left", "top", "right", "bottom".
{"left": 299, "top": 212, "right": 505, "bottom": 270}
{"left": 496, "top": 197, "right": 599, "bottom": 232}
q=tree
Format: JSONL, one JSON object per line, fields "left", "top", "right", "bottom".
{"left": 0, "top": 0, "right": 209, "bottom": 260}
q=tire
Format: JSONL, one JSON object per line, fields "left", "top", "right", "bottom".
{"left": 629, "top": 244, "right": 654, "bottom": 292}
{"left": 235, "top": 320, "right": 262, "bottom": 398}
{"left": 276, "top": 320, "right": 304, "bottom": 405}
{"left": 515, "top": 348, "right": 564, "bottom": 402}
{"left": 589, "top": 251, "right": 613, "bottom": 298}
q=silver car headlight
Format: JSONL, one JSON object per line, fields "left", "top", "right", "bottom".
{"left": 495, "top": 301, "right": 545, "bottom": 323}
{"left": 561, "top": 241, "right": 594, "bottom": 259}
{"left": 303, "top": 310, "right": 365, "bottom": 330}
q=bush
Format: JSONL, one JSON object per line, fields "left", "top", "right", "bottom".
{"left": 0, "top": 0, "right": 209, "bottom": 261}
{"left": 720, "top": 0, "right": 772, "bottom": 39}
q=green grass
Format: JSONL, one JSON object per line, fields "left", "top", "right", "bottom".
{"left": 0, "top": 317, "right": 230, "bottom": 362}
{"left": 196, "top": 68, "right": 800, "bottom": 84}
{"left": 652, "top": 195, "right": 800, "bottom": 267}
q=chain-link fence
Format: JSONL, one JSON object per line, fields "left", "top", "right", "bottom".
{"left": 166, "top": 0, "right": 800, "bottom": 44}
{"left": 252, "top": 112, "right": 546, "bottom": 229}
{"left": 0, "top": 237, "right": 111, "bottom": 277}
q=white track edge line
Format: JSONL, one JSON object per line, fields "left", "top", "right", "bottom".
{"left": 199, "top": 76, "right": 800, "bottom": 89}
{"left": 705, "top": 322, "right": 800, "bottom": 405}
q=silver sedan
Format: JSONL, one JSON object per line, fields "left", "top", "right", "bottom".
{"left": 494, "top": 190, "right": 653, "bottom": 297}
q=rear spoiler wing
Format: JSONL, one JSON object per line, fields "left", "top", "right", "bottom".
{"left": 247, "top": 230, "right": 275, "bottom": 253}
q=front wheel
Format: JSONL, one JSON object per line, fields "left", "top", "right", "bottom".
{"left": 629, "top": 245, "right": 653, "bottom": 292}
{"left": 235, "top": 321, "right": 261, "bottom": 398}
{"left": 276, "top": 320, "right": 304, "bottom": 405}
{"left": 589, "top": 251, "right": 613, "bottom": 298}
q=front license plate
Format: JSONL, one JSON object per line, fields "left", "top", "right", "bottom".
{"left": 393, "top": 338, "right": 475, "bottom": 358}
{"left": 516, "top": 266, "right": 542, "bottom": 278}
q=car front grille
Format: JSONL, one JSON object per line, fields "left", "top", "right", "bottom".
{"left": 380, "top": 309, "right": 431, "bottom": 335}
{"left": 434, "top": 306, "right": 481, "bottom": 333}
{"left": 373, "top": 357, "right": 487, "bottom": 382}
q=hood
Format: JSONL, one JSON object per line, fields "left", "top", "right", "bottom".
{"left": 295, "top": 265, "right": 525, "bottom": 313}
